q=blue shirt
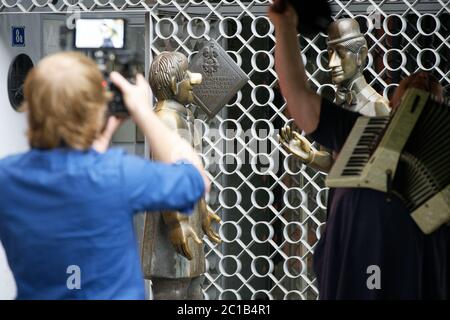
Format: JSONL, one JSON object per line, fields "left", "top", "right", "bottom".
{"left": 0, "top": 148, "right": 205, "bottom": 299}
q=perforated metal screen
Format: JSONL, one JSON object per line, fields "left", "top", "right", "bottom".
{"left": 2, "top": 0, "right": 448, "bottom": 300}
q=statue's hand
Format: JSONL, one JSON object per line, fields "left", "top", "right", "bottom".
{"left": 168, "top": 220, "right": 202, "bottom": 260}
{"left": 202, "top": 205, "right": 221, "bottom": 244}
{"left": 278, "top": 125, "right": 313, "bottom": 163}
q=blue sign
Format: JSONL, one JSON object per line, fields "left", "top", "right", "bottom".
{"left": 12, "top": 27, "right": 25, "bottom": 47}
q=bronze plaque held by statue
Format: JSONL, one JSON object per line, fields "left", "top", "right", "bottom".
{"left": 189, "top": 39, "right": 249, "bottom": 118}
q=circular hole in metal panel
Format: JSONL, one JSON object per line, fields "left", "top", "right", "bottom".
{"left": 251, "top": 85, "right": 274, "bottom": 107}
{"left": 219, "top": 153, "right": 242, "bottom": 175}
{"left": 283, "top": 221, "right": 305, "bottom": 244}
{"left": 250, "top": 153, "right": 274, "bottom": 175}
{"left": 219, "top": 17, "right": 242, "bottom": 39}
{"left": 219, "top": 119, "right": 242, "bottom": 141}
{"left": 251, "top": 221, "right": 274, "bottom": 243}
{"left": 251, "top": 187, "right": 274, "bottom": 209}
{"left": 8, "top": 53, "right": 34, "bottom": 112}
{"left": 251, "top": 256, "right": 274, "bottom": 278}
{"left": 155, "top": 18, "right": 178, "bottom": 40}
{"left": 251, "top": 119, "right": 274, "bottom": 140}
{"left": 382, "top": 14, "right": 406, "bottom": 36}
{"left": 283, "top": 153, "right": 304, "bottom": 175}
{"left": 417, "top": 14, "right": 440, "bottom": 36}
{"left": 219, "top": 221, "right": 241, "bottom": 243}
{"left": 187, "top": 17, "right": 209, "bottom": 39}
{"left": 283, "top": 188, "right": 306, "bottom": 210}
{"left": 251, "top": 16, "right": 273, "bottom": 39}
{"left": 283, "top": 256, "right": 305, "bottom": 278}
{"left": 219, "top": 187, "right": 241, "bottom": 209}
{"left": 383, "top": 49, "right": 406, "bottom": 72}
{"left": 251, "top": 51, "right": 274, "bottom": 73}
{"left": 219, "top": 255, "right": 241, "bottom": 277}
{"left": 417, "top": 49, "right": 440, "bottom": 71}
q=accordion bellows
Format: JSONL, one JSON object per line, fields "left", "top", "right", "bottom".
{"left": 327, "top": 89, "right": 450, "bottom": 234}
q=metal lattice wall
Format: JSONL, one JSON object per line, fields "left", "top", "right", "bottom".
{"left": 2, "top": 0, "right": 449, "bottom": 300}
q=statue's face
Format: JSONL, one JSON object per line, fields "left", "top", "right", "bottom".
{"left": 327, "top": 44, "right": 359, "bottom": 85}
{"left": 174, "top": 70, "right": 202, "bottom": 104}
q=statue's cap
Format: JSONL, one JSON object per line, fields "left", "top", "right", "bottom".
{"left": 327, "top": 18, "right": 364, "bottom": 45}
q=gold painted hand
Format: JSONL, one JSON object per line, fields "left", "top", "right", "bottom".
{"left": 278, "top": 125, "right": 333, "bottom": 172}
{"left": 278, "top": 125, "right": 314, "bottom": 163}
{"left": 199, "top": 200, "right": 221, "bottom": 244}
{"left": 168, "top": 219, "right": 202, "bottom": 260}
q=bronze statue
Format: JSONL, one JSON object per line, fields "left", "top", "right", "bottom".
{"left": 279, "top": 18, "right": 390, "bottom": 172}
{"left": 141, "top": 51, "right": 221, "bottom": 300}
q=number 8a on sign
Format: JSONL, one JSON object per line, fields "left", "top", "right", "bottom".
{"left": 11, "top": 27, "right": 25, "bottom": 47}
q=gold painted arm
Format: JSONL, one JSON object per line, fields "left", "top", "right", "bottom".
{"left": 279, "top": 126, "right": 332, "bottom": 172}
{"left": 308, "top": 149, "right": 333, "bottom": 173}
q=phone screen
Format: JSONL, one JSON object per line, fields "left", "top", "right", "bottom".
{"left": 75, "top": 19, "right": 125, "bottom": 49}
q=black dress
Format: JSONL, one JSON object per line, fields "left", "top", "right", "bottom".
{"left": 309, "top": 98, "right": 449, "bottom": 299}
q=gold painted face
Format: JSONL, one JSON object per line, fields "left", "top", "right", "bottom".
{"left": 327, "top": 44, "right": 359, "bottom": 85}
{"left": 174, "top": 70, "right": 202, "bottom": 104}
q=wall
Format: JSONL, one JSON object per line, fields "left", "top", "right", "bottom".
{"left": 0, "top": 14, "right": 42, "bottom": 300}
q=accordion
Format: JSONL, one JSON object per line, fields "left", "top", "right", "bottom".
{"left": 327, "top": 88, "right": 450, "bottom": 234}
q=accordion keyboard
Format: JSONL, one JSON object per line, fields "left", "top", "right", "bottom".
{"left": 325, "top": 89, "right": 449, "bottom": 234}
{"left": 342, "top": 117, "right": 390, "bottom": 177}
{"left": 326, "top": 116, "right": 389, "bottom": 188}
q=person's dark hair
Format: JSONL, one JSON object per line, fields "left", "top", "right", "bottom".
{"left": 22, "top": 52, "right": 109, "bottom": 150}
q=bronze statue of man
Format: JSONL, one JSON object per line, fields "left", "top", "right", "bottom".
{"left": 141, "top": 51, "right": 221, "bottom": 300}
{"left": 279, "top": 18, "right": 390, "bottom": 172}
